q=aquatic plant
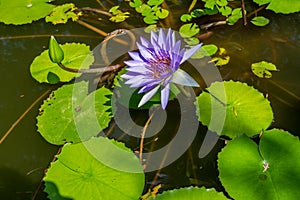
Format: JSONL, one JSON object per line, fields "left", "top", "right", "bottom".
{"left": 122, "top": 28, "right": 201, "bottom": 109}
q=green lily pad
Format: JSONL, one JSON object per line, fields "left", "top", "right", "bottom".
{"left": 44, "top": 137, "right": 145, "bottom": 200}
{"left": 0, "top": 0, "right": 54, "bottom": 25}
{"left": 180, "top": 14, "right": 192, "bottom": 22}
{"left": 179, "top": 23, "right": 200, "bottom": 38}
{"left": 30, "top": 42, "right": 93, "bottom": 83}
{"left": 37, "top": 82, "right": 112, "bottom": 145}
{"left": 153, "top": 186, "right": 228, "bottom": 199}
{"left": 191, "top": 44, "right": 218, "bottom": 59}
{"left": 46, "top": 3, "right": 80, "bottom": 25}
{"left": 251, "top": 61, "right": 278, "bottom": 78}
{"left": 218, "top": 129, "right": 300, "bottom": 199}
{"left": 226, "top": 8, "right": 242, "bottom": 25}
{"left": 253, "top": 0, "right": 300, "bottom": 14}
{"left": 251, "top": 16, "right": 270, "bottom": 27}
{"left": 156, "top": 8, "right": 169, "bottom": 19}
{"left": 195, "top": 81, "right": 273, "bottom": 138}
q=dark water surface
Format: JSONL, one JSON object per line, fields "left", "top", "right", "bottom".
{"left": 0, "top": 0, "right": 299, "bottom": 199}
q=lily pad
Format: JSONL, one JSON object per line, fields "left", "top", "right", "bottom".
{"left": 30, "top": 43, "right": 93, "bottom": 83}
{"left": 253, "top": 0, "right": 300, "bottom": 14}
{"left": 218, "top": 129, "right": 300, "bottom": 199}
{"left": 195, "top": 81, "right": 273, "bottom": 138}
{"left": 0, "top": 0, "right": 55, "bottom": 25}
{"left": 44, "top": 137, "right": 145, "bottom": 200}
{"left": 46, "top": 3, "right": 80, "bottom": 25}
{"left": 251, "top": 61, "right": 277, "bottom": 78}
{"left": 153, "top": 187, "right": 228, "bottom": 199}
{"left": 191, "top": 44, "right": 218, "bottom": 59}
{"left": 179, "top": 23, "right": 200, "bottom": 38}
{"left": 251, "top": 16, "right": 270, "bottom": 27}
{"left": 37, "top": 82, "right": 112, "bottom": 145}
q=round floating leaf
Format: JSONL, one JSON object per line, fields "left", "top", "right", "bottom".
{"left": 192, "top": 44, "right": 218, "bottom": 59}
{"left": 156, "top": 8, "right": 169, "bottom": 19}
{"left": 179, "top": 23, "right": 200, "bottom": 38}
{"left": 253, "top": 0, "right": 300, "bottom": 14}
{"left": 153, "top": 187, "right": 228, "bottom": 199}
{"left": 218, "top": 129, "right": 300, "bottom": 199}
{"left": 30, "top": 43, "right": 93, "bottom": 83}
{"left": 180, "top": 14, "right": 192, "bottom": 22}
{"left": 195, "top": 81, "right": 273, "bottom": 138}
{"left": 251, "top": 16, "right": 270, "bottom": 26}
{"left": 44, "top": 137, "right": 145, "bottom": 200}
{"left": 251, "top": 61, "right": 277, "bottom": 78}
{"left": 0, "top": 0, "right": 54, "bottom": 25}
{"left": 37, "top": 82, "right": 112, "bottom": 145}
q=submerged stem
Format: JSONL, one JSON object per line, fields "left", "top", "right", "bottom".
{"left": 0, "top": 89, "right": 52, "bottom": 144}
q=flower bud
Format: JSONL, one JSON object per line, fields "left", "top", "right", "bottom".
{"left": 49, "top": 36, "right": 64, "bottom": 64}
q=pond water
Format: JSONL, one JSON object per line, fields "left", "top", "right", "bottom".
{"left": 0, "top": 0, "right": 299, "bottom": 199}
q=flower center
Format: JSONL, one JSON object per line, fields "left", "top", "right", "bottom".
{"left": 148, "top": 54, "right": 172, "bottom": 79}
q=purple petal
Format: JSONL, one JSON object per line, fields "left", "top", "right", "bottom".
{"left": 140, "top": 36, "right": 152, "bottom": 48}
{"left": 136, "top": 42, "right": 155, "bottom": 60}
{"left": 158, "top": 28, "right": 166, "bottom": 49}
{"left": 165, "top": 28, "right": 173, "bottom": 50}
{"left": 161, "top": 84, "right": 170, "bottom": 109}
{"left": 138, "top": 85, "right": 160, "bottom": 107}
{"left": 138, "top": 79, "right": 161, "bottom": 93}
{"left": 124, "top": 60, "right": 146, "bottom": 68}
{"left": 128, "top": 52, "right": 144, "bottom": 62}
{"left": 180, "top": 43, "right": 202, "bottom": 64}
{"left": 151, "top": 30, "right": 158, "bottom": 44}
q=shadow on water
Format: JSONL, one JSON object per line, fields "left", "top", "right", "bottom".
{"left": 0, "top": 167, "right": 45, "bottom": 200}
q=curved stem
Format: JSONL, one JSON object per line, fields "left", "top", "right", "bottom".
{"left": 58, "top": 62, "right": 123, "bottom": 74}
{"left": 0, "top": 89, "right": 52, "bottom": 144}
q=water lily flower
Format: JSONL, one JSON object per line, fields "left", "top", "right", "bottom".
{"left": 121, "top": 28, "right": 202, "bottom": 109}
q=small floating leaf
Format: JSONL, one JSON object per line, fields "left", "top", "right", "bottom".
{"left": 156, "top": 8, "right": 169, "bottom": 19}
{"left": 0, "top": 0, "right": 54, "bottom": 25}
{"left": 218, "top": 129, "right": 300, "bottom": 199}
{"left": 46, "top": 3, "right": 80, "bottom": 25}
{"left": 251, "top": 16, "right": 270, "bottom": 26}
{"left": 191, "top": 44, "right": 218, "bottom": 59}
{"left": 227, "top": 8, "right": 242, "bottom": 25}
{"left": 180, "top": 14, "right": 192, "bottom": 22}
{"left": 179, "top": 23, "right": 200, "bottom": 38}
{"left": 37, "top": 82, "right": 112, "bottom": 145}
{"left": 44, "top": 137, "right": 145, "bottom": 200}
{"left": 30, "top": 43, "right": 93, "bottom": 83}
{"left": 147, "top": 0, "right": 164, "bottom": 6}
{"left": 195, "top": 81, "right": 273, "bottom": 138}
{"left": 251, "top": 61, "right": 277, "bottom": 78}
{"left": 153, "top": 186, "right": 228, "bottom": 199}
